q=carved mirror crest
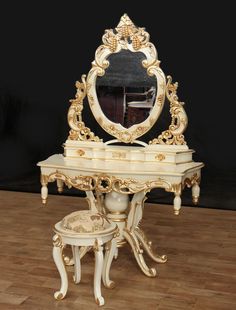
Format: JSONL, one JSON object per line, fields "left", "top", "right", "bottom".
{"left": 67, "top": 14, "right": 188, "bottom": 145}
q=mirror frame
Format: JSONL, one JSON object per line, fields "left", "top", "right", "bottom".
{"left": 86, "top": 14, "right": 166, "bottom": 143}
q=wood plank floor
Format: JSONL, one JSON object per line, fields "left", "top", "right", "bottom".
{"left": 0, "top": 190, "right": 236, "bottom": 309}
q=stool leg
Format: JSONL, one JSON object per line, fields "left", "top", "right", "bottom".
{"left": 102, "top": 238, "right": 116, "bottom": 289}
{"left": 93, "top": 239, "right": 105, "bottom": 306}
{"left": 52, "top": 234, "right": 68, "bottom": 300}
{"left": 72, "top": 246, "right": 81, "bottom": 284}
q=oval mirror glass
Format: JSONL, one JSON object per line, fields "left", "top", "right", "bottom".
{"left": 96, "top": 50, "right": 157, "bottom": 128}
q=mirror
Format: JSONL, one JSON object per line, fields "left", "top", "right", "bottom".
{"left": 86, "top": 14, "right": 166, "bottom": 143}
{"left": 96, "top": 50, "right": 157, "bottom": 128}
{"left": 66, "top": 14, "right": 188, "bottom": 146}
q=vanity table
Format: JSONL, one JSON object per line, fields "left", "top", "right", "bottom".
{"left": 38, "top": 14, "right": 204, "bottom": 277}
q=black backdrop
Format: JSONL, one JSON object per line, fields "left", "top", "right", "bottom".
{"left": 0, "top": 1, "right": 235, "bottom": 210}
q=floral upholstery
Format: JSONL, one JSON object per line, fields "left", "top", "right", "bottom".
{"left": 61, "top": 210, "right": 110, "bottom": 233}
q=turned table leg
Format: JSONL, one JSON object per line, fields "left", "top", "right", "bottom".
{"left": 40, "top": 175, "right": 48, "bottom": 205}
{"left": 173, "top": 193, "right": 182, "bottom": 215}
{"left": 192, "top": 183, "right": 200, "bottom": 205}
{"left": 57, "top": 179, "right": 64, "bottom": 194}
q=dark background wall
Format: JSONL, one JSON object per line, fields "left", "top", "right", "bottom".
{"left": 0, "top": 1, "right": 235, "bottom": 209}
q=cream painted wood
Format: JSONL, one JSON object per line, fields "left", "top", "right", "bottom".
{"left": 56, "top": 179, "right": 64, "bottom": 193}
{"left": 71, "top": 246, "right": 81, "bottom": 284}
{"left": 38, "top": 14, "right": 204, "bottom": 281}
{"left": 192, "top": 183, "right": 200, "bottom": 205}
{"left": 38, "top": 153, "right": 203, "bottom": 277}
{"left": 52, "top": 220, "right": 117, "bottom": 306}
{"left": 102, "top": 238, "right": 116, "bottom": 289}
{"left": 52, "top": 235, "right": 68, "bottom": 300}
{"left": 94, "top": 241, "right": 105, "bottom": 306}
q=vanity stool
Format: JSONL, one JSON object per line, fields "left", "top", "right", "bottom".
{"left": 52, "top": 210, "right": 118, "bottom": 306}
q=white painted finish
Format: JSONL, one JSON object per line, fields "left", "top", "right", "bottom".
{"left": 53, "top": 219, "right": 117, "bottom": 306}
{"left": 38, "top": 152, "right": 203, "bottom": 277}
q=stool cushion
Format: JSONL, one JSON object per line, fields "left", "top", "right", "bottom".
{"left": 61, "top": 210, "right": 110, "bottom": 233}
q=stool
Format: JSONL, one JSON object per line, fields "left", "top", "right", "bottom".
{"left": 52, "top": 210, "right": 118, "bottom": 306}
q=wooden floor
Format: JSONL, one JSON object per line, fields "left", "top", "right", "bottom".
{"left": 0, "top": 191, "right": 236, "bottom": 310}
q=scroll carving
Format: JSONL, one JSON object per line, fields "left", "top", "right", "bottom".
{"left": 149, "top": 76, "right": 188, "bottom": 145}
{"left": 67, "top": 74, "right": 101, "bottom": 142}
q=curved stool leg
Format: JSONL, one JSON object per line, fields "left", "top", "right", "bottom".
{"left": 52, "top": 234, "right": 68, "bottom": 300}
{"left": 114, "top": 247, "right": 119, "bottom": 260}
{"left": 72, "top": 246, "right": 81, "bottom": 284}
{"left": 93, "top": 239, "right": 105, "bottom": 306}
{"left": 102, "top": 238, "right": 116, "bottom": 289}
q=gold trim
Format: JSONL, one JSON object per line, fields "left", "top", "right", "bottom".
{"left": 134, "top": 227, "right": 167, "bottom": 263}
{"left": 149, "top": 76, "right": 188, "bottom": 145}
{"left": 117, "top": 239, "right": 127, "bottom": 247}
{"left": 86, "top": 14, "right": 166, "bottom": 143}
{"left": 192, "top": 195, "right": 199, "bottom": 205}
{"left": 53, "top": 234, "right": 63, "bottom": 248}
{"left": 67, "top": 75, "right": 101, "bottom": 142}
{"left": 183, "top": 173, "right": 200, "bottom": 189}
{"left": 108, "top": 218, "right": 126, "bottom": 222}
{"left": 54, "top": 226, "right": 118, "bottom": 238}
{"left": 43, "top": 170, "right": 186, "bottom": 195}
{"left": 40, "top": 174, "right": 48, "bottom": 186}
{"left": 93, "top": 239, "right": 99, "bottom": 251}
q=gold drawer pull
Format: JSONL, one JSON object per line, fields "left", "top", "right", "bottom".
{"left": 155, "top": 153, "right": 165, "bottom": 161}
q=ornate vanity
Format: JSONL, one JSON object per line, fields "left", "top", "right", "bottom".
{"left": 38, "top": 14, "right": 204, "bottom": 277}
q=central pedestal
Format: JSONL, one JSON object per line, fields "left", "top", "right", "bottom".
{"left": 104, "top": 190, "right": 167, "bottom": 277}
{"left": 104, "top": 191, "right": 129, "bottom": 248}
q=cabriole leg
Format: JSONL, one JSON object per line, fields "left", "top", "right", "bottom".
{"left": 93, "top": 239, "right": 105, "bottom": 306}
{"left": 135, "top": 227, "right": 167, "bottom": 263}
{"left": 123, "top": 229, "right": 157, "bottom": 277}
{"left": 52, "top": 234, "right": 68, "bottom": 300}
{"left": 102, "top": 238, "right": 116, "bottom": 289}
{"left": 72, "top": 246, "right": 81, "bottom": 284}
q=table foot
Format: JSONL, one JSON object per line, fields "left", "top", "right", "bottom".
{"left": 192, "top": 183, "right": 200, "bottom": 205}
{"left": 135, "top": 227, "right": 167, "bottom": 263}
{"left": 57, "top": 179, "right": 64, "bottom": 194}
{"left": 123, "top": 229, "right": 157, "bottom": 277}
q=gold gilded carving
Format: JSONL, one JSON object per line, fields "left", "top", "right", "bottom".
{"left": 40, "top": 174, "right": 48, "bottom": 186}
{"left": 67, "top": 75, "right": 101, "bottom": 142}
{"left": 87, "top": 14, "right": 166, "bottom": 143}
{"left": 149, "top": 76, "right": 188, "bottom": 145}
{"left": 155, "top": 153, "right": 165, "bottom": 161}
{"left": 53, "top": 234, "right": 63, "bottom": 248}
{"left": 171, "top": 183, "right": 182, "bottom": 196}
{"left": 93, "top": 239, "right": 102, "bottom": 252}
{"left": 43, "top": 171, "right": 183, "bottom": 195}
{"left": 183, "top": 173, "right": 200, "bottom": 188}
{"left": 135, "top": 227, "right": 167, "bottom": 263}
{"left": 102, "top": 14, "right": 149, "bottom": 52}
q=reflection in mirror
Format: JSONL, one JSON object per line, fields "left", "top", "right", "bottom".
{"left": 96, "top": 50, "right": 156, "bottom": 128}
